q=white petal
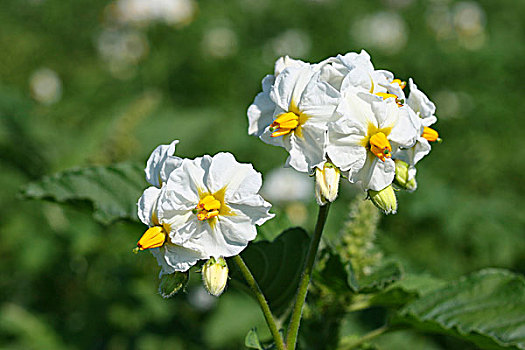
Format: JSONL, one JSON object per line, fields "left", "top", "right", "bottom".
{"left": 368, "top": 95, "right": 398, "bottom": 129}
{"left": 393, "top": 137, "right": 431, "bottom": 165}
{"left": 137, "top": 186, "right": 161, "bottom": 226}
{"left": 247, "top": 75, "right": 276, "bottom": 136}
{"left": 388, "top": 106, "right": 420, "bottom": 148}
{"left": 171, "top": 216, "right": 208, "bottom": 246}
{"left": 319, "top": 64, "right": 346, "bottom": 91}
{"left": 228, "top": 194, "right": 275, "bottom": 226}
{"left": 151, "top": 243, "right": 207, "bottom": 275}
{"left": 274, "top": 56, "right": 307, "bottom": 76}
{"left": 407, "top": 78, "right": 436, "bottom": 120}
{"left": 351, "top": 153, "right": 395, "bottom": 191}
{"left": 162, "top": 161, "right": 202, "bottom": 209}
{"left": 270, "top": 64, "right": 316, "bottom": 111}
{"left": 204, "top": 153, "right": 263, "bottom": 200}
{"left": 298, "top": 73, "right": 340, "bottom": 117}
{"left": 288, "top": 125, "right": 327, "bottom": 172}
{"left": 145, "top": 140, "right": 180, "bottom": 187}
{"left": 175, "top": 214, "right": 249, "bottom": 258}
{"left": 337, "top": 89, "right": 377, "bottom": 129}
{"left": 326, "top": 117, "right": 367, "bottom": 172}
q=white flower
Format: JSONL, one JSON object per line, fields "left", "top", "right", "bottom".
{"left": 258, "top": 65, "right": 340, "bottom": 172}
{"left": 326, "top": 88, "right": 419, "bottom": 191}
{"left": 393, "top": 78, "right": 440, "bottom": 166}
{"left": 137, "top": 152, "right": 274, "bottom": 275}
{"left": 320, "top": 50, "right": 395, "bottom": 94}
{"left": 144, "top": 140, "right": 182, "bottom": 187}
{"left": 247, "top": 56, "right": 306, "bottom": 137}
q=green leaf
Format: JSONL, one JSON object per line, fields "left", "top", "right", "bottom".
{"left": 393, "top": 269, "right": 525, "bottom": 350}
{"left": 314, "top": 251, "right": 402, "bottom": 294}
{"left": 353, "top": 260, "right": 403, "bottom": 293}
{"left": 231, "top": 227, "right": 310, "bottom": 317}
{"left": 22, "top": 162, "right": 146, "bottom": 224}
{"left": 369, "top": 274, "right": 446, "bottom": 307}
{"left": 245, "top": 328, "right": 264, "bottom": 350}
{"left": 315, "top": 250, "right": 355, "bottom": 294}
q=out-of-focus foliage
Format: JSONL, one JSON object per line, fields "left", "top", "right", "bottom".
{"left": 2, "top": 0, "right": 525, "bottom": 349}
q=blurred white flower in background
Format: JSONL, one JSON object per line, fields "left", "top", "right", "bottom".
{"left": 261, "top": 167, "right": 313, "bottom": 204}
{"left": 452, "top": 1, "right": 486, "bottom": 50}
{"left": 96, "top": 28, "right": 149, "bottom": 79}
{"left": 188, "top": 285, "right": 217, "bottom": 311}
{"left": 262, "top": 167, "right": 313, "bottom": 226}
{"left": 111, "top": 0, "right": 197, "bottom": 27}
{"left": 426, "top": 0, "right": 486, "bottom": 50}
{"left": 351, "top": 12, "right": 408, "bottom": 55}
{"left": 434, "top": 90, "right": 473, "bottom": 119}
{"left": 261, "top": 168, "right": 314, "bottom": 203}
{"left": 202, "top": 27, "right": 238, "bottom": 59}
{"left": 29, "top": 68, "right": 62, "bottom": 105}
{"left": 267, "top": 29, "right": 311, "bottom": 60}
{"left": 426, "top": 4, "right": 454, "bottom": 41}
{"left": 381, "top": 0, "right": 414, "bottom": 9}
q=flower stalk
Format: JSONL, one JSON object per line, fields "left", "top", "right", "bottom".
{"left": 232, "top": 255, "right": 286, "bottom": 350}
{"left": 286, "top": 203, "right": 331, "bottom": 350}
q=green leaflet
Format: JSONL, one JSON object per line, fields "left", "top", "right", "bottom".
{"left": 22, "top": 162, "right": 146, "bottom": 224}
{"left": 230, "top": 227, "right": 310, "bottom": 317}
{"left": 393, "top": 269, "right": 525, "bottom": 350}
{"left": 245, "top": 328, "right": 265, "bottom": 350}
{"left": 369, "top": 273, "right": 446, "bottom": 307}
{"left": 315, "top": 250, "right": 402, "bottom": 294}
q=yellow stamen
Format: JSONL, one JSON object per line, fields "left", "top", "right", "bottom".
{"left": 422, "top": 127, "right": 439, "bottom": 142}
{"left": 375, "top": 92, "right": 403, "bottom": 107}
{"left": 136, "top": 226, "right": 166, "bottom": 251}
{"left": 196, "top": 195, "right": 222, "bottom": 221}
{"left": 270, "top": 112, "right": 300, "bottom": 137}
{"left": 375, "top": 92, "right": 398, "bottom": 100}
{"left": 197, "top": 195, "right": 221, "bottom": 211}
{"left": 369, "top": 132, "right": 392, "bottom": 162}
{"left": 392, "top": 79, "right": 406, "bottom": 89}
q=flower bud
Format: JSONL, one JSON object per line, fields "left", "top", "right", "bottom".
{"left": 159, "top": 271, "right": 189, "bottom": 298}
{"left": 394, "top": 160, "right": 417, "bottom": 192}
{"left": 368, "top": 185, "right": 397, "bottom": 215}
{"left": 315, "top": 162, "right": 340, "bottom": 206}
{"left": 202, "top": 257, "right": 228, "bottom": 297}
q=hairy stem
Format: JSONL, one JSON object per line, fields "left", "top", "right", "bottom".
{"left": 285, "top": 204, "right": 331, "bottom": 350}
{"left": 232, "top": 255, "right": 286, "bottom": 350}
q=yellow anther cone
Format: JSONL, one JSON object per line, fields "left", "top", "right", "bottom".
{"left": 136, "top": 226, "right": 167, "bottom": 251}
{"left": 270, "top": 112, "right": 299, "bottom": 137}
{"left": 369, "top": 132, "right": 392, "bottom": 162}
{"left": 422, "top": 127, "right": 440, "bottom": 142}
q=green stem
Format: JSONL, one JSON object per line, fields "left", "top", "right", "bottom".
{"left": 285, "top": 204, "right": 331, "bottom": 350}
{"left": 232, "top": 255, "right": 286, "bottom": 350}
{"left": 337, "top": 325, "right": 390, "bottom": 350}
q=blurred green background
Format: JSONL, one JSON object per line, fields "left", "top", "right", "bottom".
{"left": 1, "top": 0, "right": 524, "bottom": 348}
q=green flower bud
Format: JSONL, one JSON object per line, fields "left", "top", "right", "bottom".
{"left": 202, "top": 257, "right": 228, "bottom": 297}
{"left": 315, "top": 162, "right": 340, "bottom": 206}
{"left": 368, "top": 185, "right": 397, "bottom": 215}
{"left": 158, "top": 271, "right": 189, "bottom": 298}
{"left": 394, "top": 160, "right": 417, "bottom": 192}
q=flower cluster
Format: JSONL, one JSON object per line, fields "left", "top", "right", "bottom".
{"left": 248, "top": 50, "right": 440, "bottom": 213}
{"left": 135, "top": 140, "right": 273, "bottom": 294}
